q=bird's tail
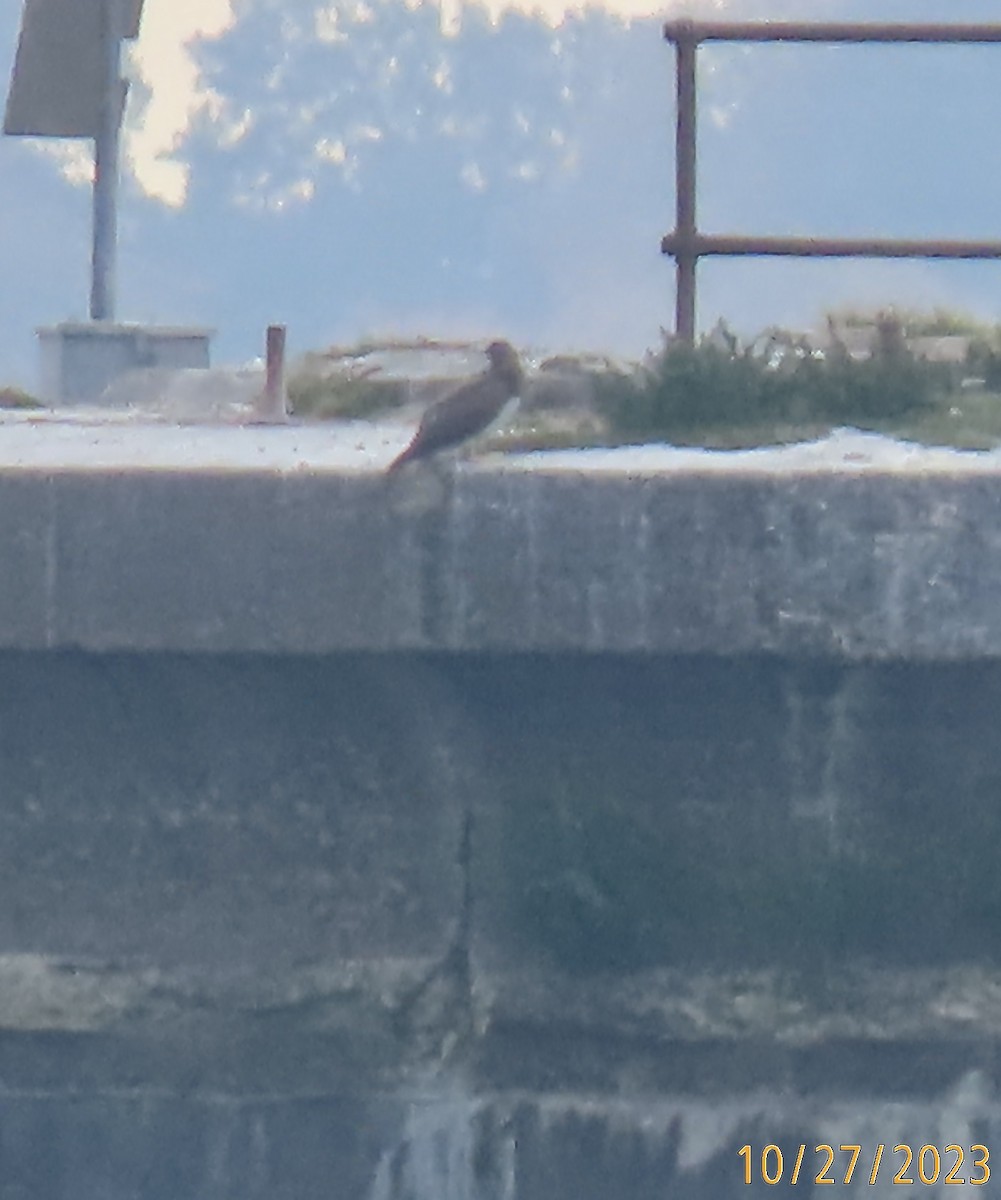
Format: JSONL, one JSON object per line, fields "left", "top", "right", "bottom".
{"left": 386, "top": 444, "right": 417, "bottom": 473}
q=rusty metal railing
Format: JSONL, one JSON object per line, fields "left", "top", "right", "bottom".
{"left": 662, "top": 21, "right": 1001, "bottom": 343}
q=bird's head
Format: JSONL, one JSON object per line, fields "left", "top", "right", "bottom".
{"left": 485, "top": 340, "right": 523, "bottom": 391}
{"left": 486, "top": 340, "right": 517, "bottom": 367}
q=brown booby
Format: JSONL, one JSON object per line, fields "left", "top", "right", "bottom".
{"left": 386, "top": 340, "right": 523, "bottom": 473}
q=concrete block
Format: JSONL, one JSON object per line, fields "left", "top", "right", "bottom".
{"left": 37, "top": 322, "right": 212, "bottom": 405}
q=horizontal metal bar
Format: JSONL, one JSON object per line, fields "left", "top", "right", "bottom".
{"left": 663, "top": 20, "right": 1001, "bottom": 45}
{"left": 660, "top": 233, "right": 1001, "bottom": 260}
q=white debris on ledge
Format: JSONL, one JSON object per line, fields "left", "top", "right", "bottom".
{"left": 504, "top": 427, "right": 1001, "bottom": 475}
{"left": 1, "top": 408, "right": 1001, "bottom": 475}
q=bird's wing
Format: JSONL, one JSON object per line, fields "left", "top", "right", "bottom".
{"left": 412, "top": 375, "right": 509, "bottom": 454}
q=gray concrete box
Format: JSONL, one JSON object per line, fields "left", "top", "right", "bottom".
{"left": 38, "top": 321, "right": 213, "bottom": 404}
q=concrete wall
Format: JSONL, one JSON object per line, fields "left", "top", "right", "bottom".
{"left": 3, "top": 464, "right": 1001, "bottom": 1196}
{"left": 3, "top": 466, "right": 1001, "bottom": 657}
{"left": 3, "top": 648, "right": 1001, "bottom": 1197}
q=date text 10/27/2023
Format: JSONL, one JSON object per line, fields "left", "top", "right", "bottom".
{"left": 738, "top": 1144, "right": 989, "bottom": 1186}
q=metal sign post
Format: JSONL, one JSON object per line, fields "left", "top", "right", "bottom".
{"left": 4, "top": 0, "right": 144, "bottom": 321}
{"left": 4, "top": 0, "right": 214, "bottom": 405}
{"left": 91, "top": 0, "right": 122, "bottom": 320}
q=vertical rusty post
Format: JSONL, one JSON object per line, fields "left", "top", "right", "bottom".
{"left": 674, "top": 25, "right": 698, "bottom": 344}
{"left": 263, "top": 324, "right": 288, "bottom": 420}
{"left": 660, "top": 20, "right": 1001, "bottom": 346}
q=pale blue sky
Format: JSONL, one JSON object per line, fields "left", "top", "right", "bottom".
{"left": 2, "top": 0, "right": 1001, "bottom": 384}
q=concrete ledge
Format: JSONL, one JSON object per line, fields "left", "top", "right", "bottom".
{"left": 2, "top": 465, "right": 1001, "bottom": 657}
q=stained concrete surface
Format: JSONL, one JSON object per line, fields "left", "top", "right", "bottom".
{"left": 3, "top": 413, "right": 1001, "bottom": 1196}
{"left": 2, "top": 419, "right": 1001, "bottom": 658}
{"left": 2, "top": 652, "right": 1001, "bottom": 1195}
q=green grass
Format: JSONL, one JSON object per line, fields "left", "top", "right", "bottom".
{"left": 829, "top": 305, "right": 994, "bottom": 338}
{"left": 0, "top": 385, "right": 43, "bottom": 409}
{"left": 288, "top": 336, "right": 484, "bottom": 420}
{"left": 516, "top": 313, "right": 1001, "bottom": 453}
{"left": 873, "top": 388, "right": 1001, "bottom": 450}
{"left": 287, "top": 372, "right": 407, "bottom": 420}
{"left": 597, "top": 324, "right": 950, "bottom": 437}
{"left": 289, "top": 313, "right": 1001, "bottom": 452}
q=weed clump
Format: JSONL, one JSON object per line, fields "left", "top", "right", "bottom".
{"left": 287, "top": 372, "right": 406, "bottom": 420}
{"left": 0, "top": 385, "right": 43, "bottom": 409}
{"left": 597, "top": 316, "right": 954, "bottom": 439}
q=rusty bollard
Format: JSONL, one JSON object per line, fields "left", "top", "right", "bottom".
{"left": 260, "top": 324, "right": 288, "bottom": 422}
